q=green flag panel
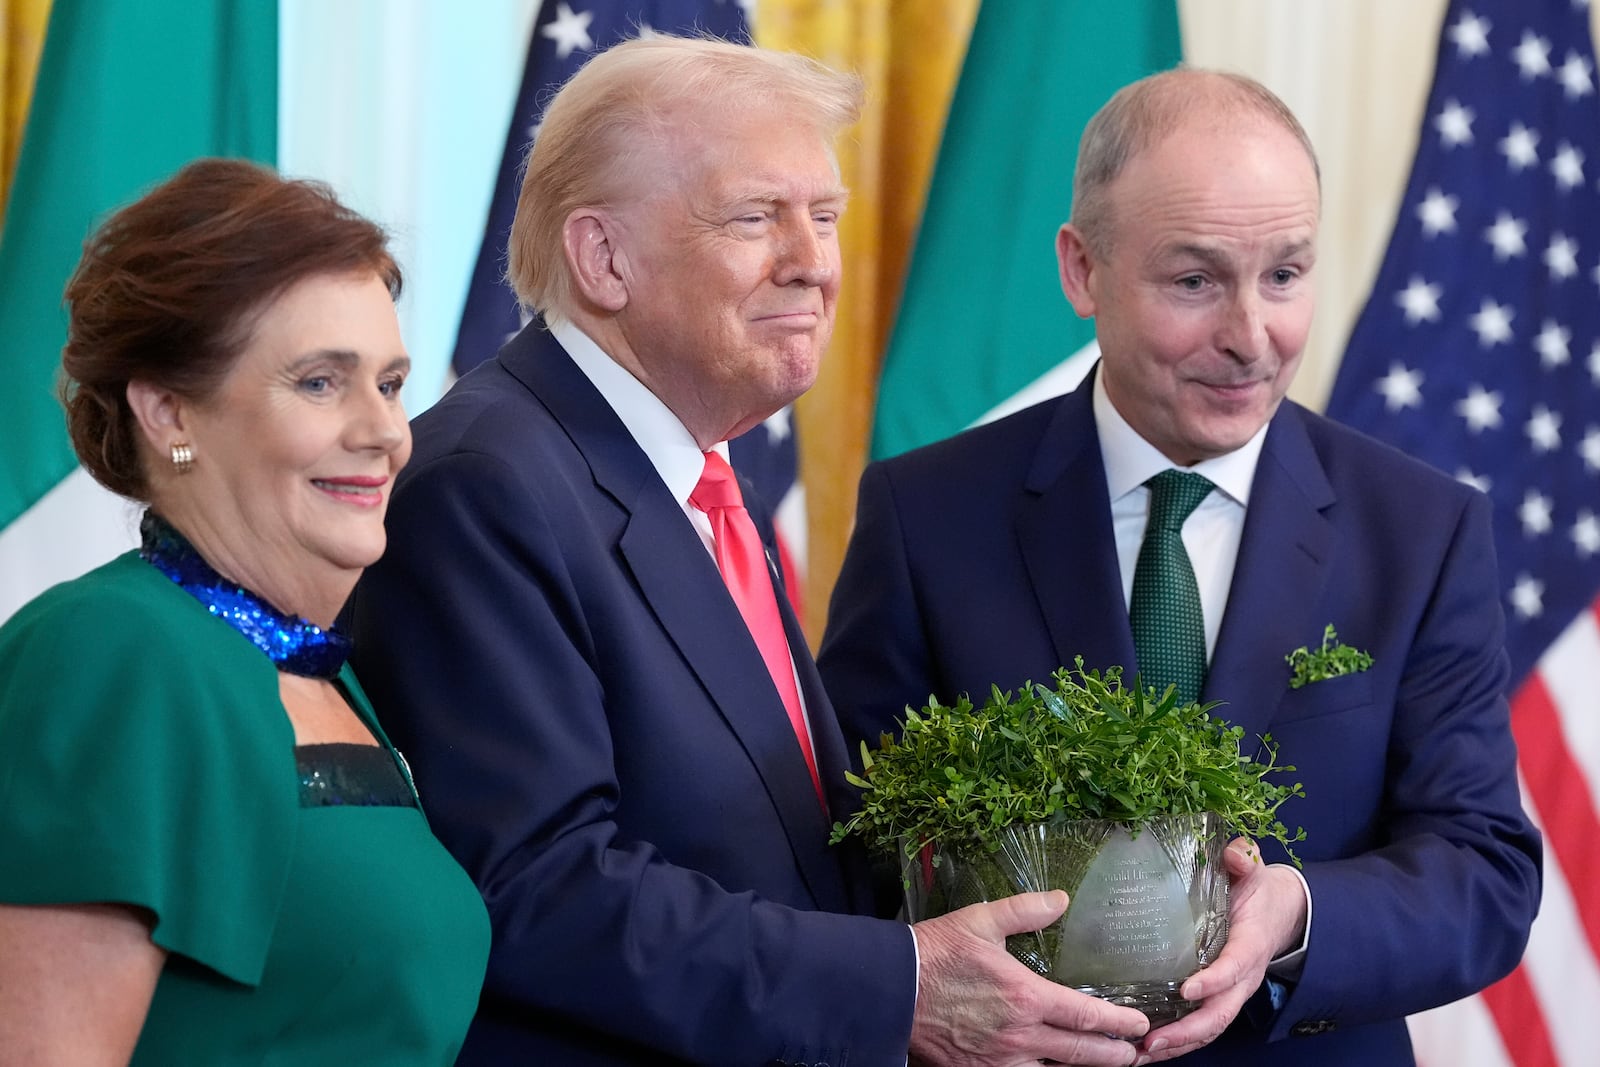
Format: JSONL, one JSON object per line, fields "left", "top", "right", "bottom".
{"left": 0, "top": 0, "right": 276, "bottom": 527}
{"left": 873, "top": 1, "right": 1181, "bottom": 459}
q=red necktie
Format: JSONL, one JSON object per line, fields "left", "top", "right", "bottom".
{"left": 690, "top": 451, "right": 823, "bottom": 803}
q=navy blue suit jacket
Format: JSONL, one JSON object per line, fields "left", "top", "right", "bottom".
{"left": 349, "top": 328, "right": 916, "bottom": 1066}
{"left": 818, "top": 370, "right": 1541, "bottom": 1065}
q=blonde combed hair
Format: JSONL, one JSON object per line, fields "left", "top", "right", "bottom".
{"left": 507, "top": 34, "right": 864, "bottom": 325}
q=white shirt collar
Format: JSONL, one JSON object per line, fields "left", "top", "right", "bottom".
{"left": 1092, "top": 367, "right": 1267, "bottom": 507}
{"left": 551, "top": 320, "right": 725, "bottom": 505}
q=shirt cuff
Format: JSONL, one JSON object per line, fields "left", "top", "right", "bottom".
{"left": 1264, "top": 862, "right": 1312, "bottom": 982}
{"left": 909, "top": 920, "right": 922, "bottom": 997}
{"left": 907, "top": 922, "right": 921, "bottom": 1066}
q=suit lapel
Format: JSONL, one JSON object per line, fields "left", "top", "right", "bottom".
{"left": 1204, "top": 404, "right": 1337, "bottom": 740}
{"left": 1016, "top": 372, "right": 1139, "bottom": 675}
{"left": 777, "top": 582, "right": 860, "bottom": 913}
{"left": 618, "top": 501, "right": 846, "bottom": 911}
{"left": 753, "top": 487, "right": 858, "bottom": 912}
{"left": 1009, "top": 380, "right": 1338, "bottom": 742}
{"left": 503, "top": 331, "right": 846, "bottom": 909}
{"left": 767, "top": 543, "right": 881, "bottom": 916}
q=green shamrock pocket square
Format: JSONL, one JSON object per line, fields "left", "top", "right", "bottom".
{"left": 1286, "top": 624, "right": 1373, "bottom": 689}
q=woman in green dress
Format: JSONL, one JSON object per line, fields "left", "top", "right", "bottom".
{"left": 0, "top": 159, "right": 489, "bottom": 1065}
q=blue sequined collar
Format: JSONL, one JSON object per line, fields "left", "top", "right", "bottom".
{"left": 139, "top": 511, "right": 351, "bottom": 679}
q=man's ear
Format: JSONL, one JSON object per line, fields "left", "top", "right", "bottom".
{"left": 564, "top": 208, "right": 629, "bottom": 313}
{"left": 1056, "top": 224, "right": 1099, "bottom": 320}
{"left": 125, "top": 379, "right": 186, "bottom": 451}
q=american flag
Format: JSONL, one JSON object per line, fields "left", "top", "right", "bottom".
{"left": 450, "top": 0, "right": 808, "bottom": 615}
{"left": 1326, "top": 1, "right": 1600, "bottom": 1063}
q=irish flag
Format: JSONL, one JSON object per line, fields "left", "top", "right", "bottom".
{"left": 871, "top": 2, "right": 1180, "bottom": 459}
{"left": 0, "top": 0, "right": 275, "bottom": 620}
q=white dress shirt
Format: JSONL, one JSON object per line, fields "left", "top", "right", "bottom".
{"left": 554, "top": 321, "right": 722, "bottom": 551}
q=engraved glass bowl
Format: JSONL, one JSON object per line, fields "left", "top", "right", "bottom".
{"left": 902, "top": 812, "right": 1231, "bottom": 1026}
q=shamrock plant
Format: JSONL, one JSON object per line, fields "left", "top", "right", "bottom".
{"left": 830, "top": 660, "right": 1305, "bottom": 866}
{"left": 1286, "top": 624, "right": 1373, "bottom": 689}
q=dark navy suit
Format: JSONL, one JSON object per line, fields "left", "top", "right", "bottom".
{"left": 818, "top": 369, "right": 1541, "bottom": 1065}
{"left": 350, "top": 327, "right": 915, "bottom": 1065}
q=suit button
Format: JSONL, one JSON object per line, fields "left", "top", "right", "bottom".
{"left": 1291, "top": 1018, "right": 1337, "bottom": 1036}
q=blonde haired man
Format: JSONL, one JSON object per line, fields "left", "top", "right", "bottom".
{"left": 354, "top": 36, "right": 1151, "bottom": 1066}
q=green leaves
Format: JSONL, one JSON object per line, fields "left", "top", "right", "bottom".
{"left": 829, "top": 660, "right": 1306, "bottom": 866}
{"left": 1286, "top": 624, "right": 1373, "bottom": 689}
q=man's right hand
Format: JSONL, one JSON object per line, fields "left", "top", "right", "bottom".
{"left": 908, "top": 890, "right": 1149, "bottom": 1067}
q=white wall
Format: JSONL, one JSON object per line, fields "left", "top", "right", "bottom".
{"left": 278, "top": 0, "right": 540, "bottom": 412}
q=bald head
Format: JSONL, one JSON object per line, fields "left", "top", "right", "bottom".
{"left": 1069, "top": 68, "right": 1320, "bottom": 258}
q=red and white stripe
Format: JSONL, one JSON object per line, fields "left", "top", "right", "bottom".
{"left": 1411, "top": 596, "right": 1600, "bottom": 1067}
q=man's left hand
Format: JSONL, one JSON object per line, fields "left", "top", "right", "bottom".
{"left": 1134, "top": 838, "right": 1308, "bottom": 1063}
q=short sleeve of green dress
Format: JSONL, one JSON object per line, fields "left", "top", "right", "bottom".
{"left": 0, "top": 552, "right": 490, "bottom": 1065}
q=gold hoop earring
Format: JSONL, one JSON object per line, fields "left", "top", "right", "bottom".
{"left": 170, "top": 441, "right": 194, "bottom": 475}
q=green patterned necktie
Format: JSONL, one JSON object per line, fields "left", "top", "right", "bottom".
{"left": 1130, "top": 470, "right": 1215, "bottom": 706}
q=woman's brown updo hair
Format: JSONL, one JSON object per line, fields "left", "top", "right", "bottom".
{"left": 60, "top": 158, "right": 402, "bottom": 500}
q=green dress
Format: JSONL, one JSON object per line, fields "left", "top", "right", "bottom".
{"left": 0, "top": 551, "right": 490, "bottom": 1064}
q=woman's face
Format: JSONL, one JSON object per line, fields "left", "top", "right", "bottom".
{"left": 166, "top": 271, "right": 411, "bottom": 613}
